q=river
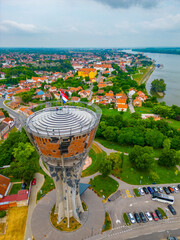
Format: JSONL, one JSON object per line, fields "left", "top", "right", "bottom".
{"left": 126, "top": 50, "right": 180, "bottom": 106}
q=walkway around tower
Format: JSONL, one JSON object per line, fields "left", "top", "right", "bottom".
{"left": 31, "top": 189, "right": 105, "bottom": 240}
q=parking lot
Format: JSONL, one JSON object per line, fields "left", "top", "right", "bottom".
{"left": 105, "top": 183, "right": 180, "bottom": 230}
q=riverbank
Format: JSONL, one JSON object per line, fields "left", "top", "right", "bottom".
{"left": 140, "top": 65, "right": 155, "bottom": 85}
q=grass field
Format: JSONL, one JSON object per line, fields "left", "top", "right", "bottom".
{"left": 82, "top": 143, "right": 106, "bottom": 177}
{"left": 132, "top": 66, "right": 153, "bottom": 84}
{"left": 101, "top": 108, "right": 131, "bottom": 120}
{"left": 96, "top": 138, "right": 162, "bottom": 158}
{"left": 9, "top": 183, "right": 22, "bottom": 195}
{"left": 102, "top": 212, "right": 112, "bottom": 232}
{"left": 89, "top": 175, "right": 119, "bottom": 199}
{"left": 0, "top": 207, "right": 28, "bottom": 240}
{"left": 165, "top": 118, "right": 180, "bottom": 130}
{"left": 37, "top": 173, "right": 55, "bottom": 201}
{"left": 115, "top": 155, "right": 180, "bottom": 185}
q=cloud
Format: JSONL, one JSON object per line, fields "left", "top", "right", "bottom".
{"left": 143, "top": 14, "right": 180, "bottom": 31}
{"left": 0, "top": 20, "right": 51, "bottom": 34}
{"left": 91, "top": 0, "right": 160, "bottom": 9}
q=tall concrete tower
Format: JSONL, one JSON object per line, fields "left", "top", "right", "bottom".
{"left": 26, "top": 105, "right": 101, "bottom": 225}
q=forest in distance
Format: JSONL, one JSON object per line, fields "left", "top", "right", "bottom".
{"left": 132, "top": 47, "right": 180, "bottom": 55}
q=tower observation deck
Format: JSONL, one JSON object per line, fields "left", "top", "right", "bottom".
{"left": 26, "top": 104, "right": 101, "bottom": 225}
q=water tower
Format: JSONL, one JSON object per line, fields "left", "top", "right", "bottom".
{"left": 25, "top": 104, "right": 101, "bottom": 225}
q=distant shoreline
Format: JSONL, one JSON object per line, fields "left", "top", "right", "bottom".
{"left": 132, "top": 48, "right": 180, "bottom": 55}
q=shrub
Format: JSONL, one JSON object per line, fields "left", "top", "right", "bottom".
{"left": 0, "top": 210, "right": 6, "bottom": 218}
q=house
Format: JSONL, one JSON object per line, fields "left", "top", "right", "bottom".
{"left": 3, "top": 117, "right": 14, "bottom": 128}
{"left": 117, "top": 104, "right": 128, "bottom": 112}
{"left": 49, "top": 87, "right": 57, "bottom": 93}
{"left": 0, "top": 189, "right": 29, "bottom": 210}
{"left": 129, "top": 88, "right": 136, "bottom": 97}
{"left": 133, "top": 97, "right": 142, "bottom": 107}
{"left": 19, "top": 107, "right": 33, "bottom": 116}
{"left": 116, "top": 98, "right": 126, "bottom": 105}
{"left": 78, "top": 68, "right": 97, "bottom": 80}
{"left": 9, "top": 102, "right": 20, "bottom": 109}
{"left": 54, "top": 92, "right": 60, "bottom": 100}
{"left": 0, "top": 174, "right": 11, "bottom": 198}
{"left": 36, "top": 89, "right": 44, "bottom": 95}
{"left": 98, "top": 83, "right": 107, "bottom": 89}
{"left": 0, "top": 122, "right": 9, "bottom": 139}
{"left": 79, "top": 90, "right": 90, "bottom": 99}
{"left": 98, "top": 89, "right": 104, "bottom": 94}
{"left": 141, "top": 114, "right": 161, "bottom": 121}
{"left": 106, "top": 90, "right": 114, "bottom": 98}
{"left": 116, "top": 93, "right": 127, "bottom": 99}
{"left": 71, "top": 97, "right": 80, "bottom": 103}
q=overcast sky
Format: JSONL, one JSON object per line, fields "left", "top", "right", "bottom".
{"left": 0, "top": 0, "right": 180, "bottom": 48}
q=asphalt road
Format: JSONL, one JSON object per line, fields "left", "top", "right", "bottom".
{"left": 0, "top": 98, "right": 25, "bottom": 129}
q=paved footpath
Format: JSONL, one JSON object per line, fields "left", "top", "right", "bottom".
{"left": 31, "top": 189, "right": 105, "bottom": 240}
{"left": 24, "top": 173, "right": 44, "bottom": 240}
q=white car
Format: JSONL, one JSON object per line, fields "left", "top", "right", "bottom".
{"left": 138, "top": 187, "right": 145, "bottom": 196}
{"left": 128, "top": 213, "right": 136, "bottom": 224}
{"left": 145, "top": 211, "right": 153, "bottom": 221}
{"left": 172, "top": 186, "right": 179, "bottom": 193}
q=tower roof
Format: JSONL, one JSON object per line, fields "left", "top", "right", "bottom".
{"left": 26, "top": 106, "right": 98, "bottom": 137}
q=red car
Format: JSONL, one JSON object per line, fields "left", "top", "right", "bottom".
{"left": 32, "top": 178, "right": 36, "bottom": 185}
{"left": 151, "top": 212, "right": 158, "bottom": 221}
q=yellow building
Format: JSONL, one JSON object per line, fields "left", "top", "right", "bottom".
{"left": 78, "top": 68, "right": 97, "bottom": 80}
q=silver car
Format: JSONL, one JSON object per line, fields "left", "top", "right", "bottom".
{"left": 157, "top": 186, "right": 163, "bottom": 193}
{"left": 138, "top": 187, "right": 145, "bottom": 196}
{"left": 128, "top": 213, "right": 136, "bottom": 224}
{"left": 172, "top": 186, "right": 179, "bottom": 193}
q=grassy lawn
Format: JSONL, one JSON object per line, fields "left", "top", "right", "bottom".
{"left": 123, "top": 213, "right": 131, "bottom": 226}
{"left": 164, "top": 118, "right": 180, "bottom": 130}
{"left": 115, "top": 155, "right": 180, "bottom": 185}
{"left": 0, "top": 207, "right": 28, "bottom": 240}
{"left": 96, "top": 137, "right": 162, "bottom": 157}
{"left": 133, "top": 188, "right": 140, "bottom": 197}
{"left": 37, "top": 173, "right": 55, "bottom": 201}
{"left": 102, "top": 212, "right": 112, "bottom": 232}
{"left": 89, "top": 175, "right": 119, "bottom": 199}
{"left": 101, "top": 108, "right": 131, "bottom": 120}
{"left": 132, "top": 66, "right": 153, "bottom": 84}
{"left": 9, "top": 183, "right": 22, "bottom": 195}
{"left": 96, "top": 137, "right": 133, "bottom": 153}
{"left": 82, "top": 143, "right": 106, "bottom": 177}
{"left": 134, "top": 106, "right": 153, "bottom": 114}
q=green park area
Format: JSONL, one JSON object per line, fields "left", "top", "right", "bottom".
{"left": 89, "top": 175, "right": 119, "bottom": 199}
{"left": 131, "top": 66, "right": 154, "bottom": 84}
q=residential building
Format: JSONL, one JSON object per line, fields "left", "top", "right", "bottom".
{"left": 78, "top": 68, "right": 97, "bottom": 79}
{"left": 0, "top": 174, "right": 11, "bottom": 198}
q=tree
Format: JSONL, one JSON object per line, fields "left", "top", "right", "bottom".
{"left": 106, "top": 152, "right": 122, "bottom": 170}
{"left": 158, "top": 139, "right": 180, "bottom": 167}
{"left": 99, "top": 158, "right": 112, "bottom": 177}
{"left": 145, "top": 129, "right": 164, "bottom": 148}
{"left": 129, "top": 145, "right": 154, "bottom": 170}
{"left": 103, "top": 126, "right": 118, "bottom": 141}
{"left": 151, "top": 79, "right": 166, "bottom": 92}
{"left": 5, "top": 142, "right": 38, "bottom": 183}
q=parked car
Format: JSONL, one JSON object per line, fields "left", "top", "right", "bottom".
{"left": 157, "top": 186, "right": 163, "bottom": 193}
{"left": 145, "top": 212, "right": 153, "bottom": 221}
{"left": 128, "top": 213, "right": 136, "bottom": 224}
{"left": 177, "top": 184, "right": 180, "bottom": 190}
{"left": 152, "top": 187, "right": 158, "bottom": 193}
{"left": 138, "top": 187, "right": 145, "bottom": 196}
{"left": 168, "top": 237, "right": 178, "bottom": 240}
{"left": 139, "top": 212, "right": 146, "bottom": 223}
{"left": 168, "top": 205, "right": 177, "bottom": 215}
{"left": 172, "top": 186, "right": 179, "bottom": 193}
{"left": 143, "top": 187, "right": 149, "bottom": 194}
{"left": 155, "top": 209, "right": 163, "bottom": 220}
{"left": 163, "top": 187, "right": 170, "bottom": 195}
{"left": 168, "top": 186, "right": 174, "bottom": 193}
{"left": 151, "top": 212, "right": 158, "bottom": 221}
{"left": 147, "top": 186, "right": 153, "bottom": 194}
{"left": 32, "top": 178, "right": 36, "bottom": 185}
{"left": 134, "top": 213, "right": 141, "bottom": 223}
